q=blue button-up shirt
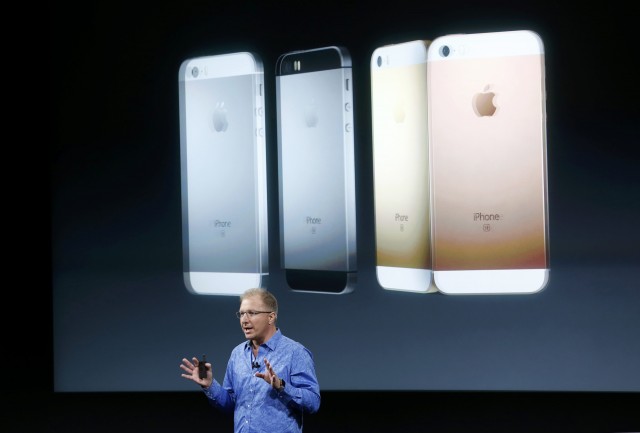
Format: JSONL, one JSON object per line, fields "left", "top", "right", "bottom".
{"left": 202, "top": 329, "right": 321, "bottom": 432}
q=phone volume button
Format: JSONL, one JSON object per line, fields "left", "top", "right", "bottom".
{"left": 345, "top": 123, "right": 352, "bottom": 132}
{"left": 344, "top": 102, "right": 351, "bottom": 112}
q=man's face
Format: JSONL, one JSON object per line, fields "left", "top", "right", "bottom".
{"left": 238, "top": 296, "right": 273, "bottom": 343}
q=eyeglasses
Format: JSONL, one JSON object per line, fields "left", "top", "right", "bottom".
{"left": 236, "top": 310, "right": 273, "bottom": 319}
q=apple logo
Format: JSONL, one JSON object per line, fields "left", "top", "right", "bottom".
{"left": 393, "top": 99, "right": 406, "bottom": 123}
{"left": 472, "top": 85, "right": 497, "bottom": 117}
{"left": 304, "top": 99, "right": 318, "bottom": 128}
{"left": 212, "top": 102, "right": 229, "bottom": 132}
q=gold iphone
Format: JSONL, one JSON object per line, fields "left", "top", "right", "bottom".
{"left": 370, "top": 40, "right": 437, "bottom": 293}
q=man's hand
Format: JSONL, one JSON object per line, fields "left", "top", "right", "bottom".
{"left": 180, "top": 357, "right": 213, "bottom": 388}
{"left": 255, "top": 358, "right": 284, "bottom": 390}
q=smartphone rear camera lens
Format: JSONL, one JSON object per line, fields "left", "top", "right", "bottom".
{"left": 377, "top": 56, "right": 382, "bottom": 67}
{"left": 440, "top": 46, "right": 450, "bottom": 57}
{"left": 191, "top": 66, "right": 199, "bottom": 77}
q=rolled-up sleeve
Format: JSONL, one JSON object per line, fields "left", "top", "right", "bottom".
{"left": 276, "top": 346, "right": 321, "bottom": 413}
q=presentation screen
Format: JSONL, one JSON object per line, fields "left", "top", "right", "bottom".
{"left": 51, "top": 2, "right": 638, "bottom": 392}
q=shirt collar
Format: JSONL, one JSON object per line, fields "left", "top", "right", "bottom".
{"left": 244, "top": 328, "right": 282, "bottom": 352}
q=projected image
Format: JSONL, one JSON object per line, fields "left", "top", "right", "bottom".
{"left": 51, "top": 1, "right": 639, "bottom": 394}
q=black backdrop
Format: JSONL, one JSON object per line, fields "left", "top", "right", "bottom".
{"left": 35, "top": 0, "right": 640, "bottom": 431}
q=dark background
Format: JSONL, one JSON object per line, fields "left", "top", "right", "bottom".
{"left": 33, "top": 0, "right": 640, "bottom": 431}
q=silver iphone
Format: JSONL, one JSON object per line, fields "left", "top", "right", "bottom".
{"left": 178, "top": 52, "right": 268, "bottom": 295}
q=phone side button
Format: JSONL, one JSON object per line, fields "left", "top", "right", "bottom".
{"left": 345, "top": 123, "right": 352, "bottom": 132}
{"left": 344, "top": 102, "right": 351, "bottom": 112}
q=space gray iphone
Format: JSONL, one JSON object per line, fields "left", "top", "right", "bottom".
{"left": 276, "top": 46, "right": 357, "bottom": 294}
{"left": 178, "top": 52, "right": 268, "bottom": 295}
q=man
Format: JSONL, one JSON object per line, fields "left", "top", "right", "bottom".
{"left": 180, "top": 288, "right": 321, "bottom": 432}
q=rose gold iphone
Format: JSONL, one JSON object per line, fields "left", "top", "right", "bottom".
{"left": 427, "top": 30, "right": 549, "bottom": 294}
